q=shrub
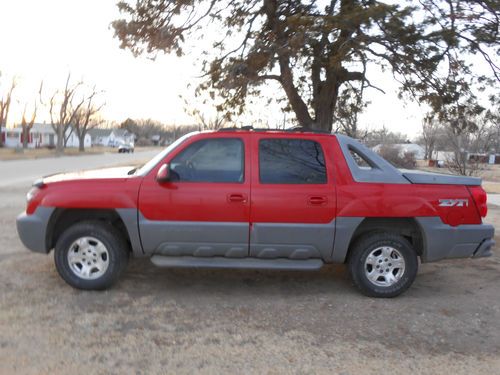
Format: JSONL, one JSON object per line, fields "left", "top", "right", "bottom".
{"left": 377, "top": 145, "right": 416, "bottom": 169}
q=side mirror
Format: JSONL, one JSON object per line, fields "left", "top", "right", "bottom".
{"left": 156, "top": 163, "right": 171, "bottom": 183}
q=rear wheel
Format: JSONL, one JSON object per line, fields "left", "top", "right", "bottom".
{"left": 54, "top": 221, "right": 129, "bottom": 290}
{"left": 348, "top": 232, "right": 418, "bottom": 298}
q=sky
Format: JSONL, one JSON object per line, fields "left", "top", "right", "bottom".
{"left": 0, "top": 0, "right": 469, "bottom": 138}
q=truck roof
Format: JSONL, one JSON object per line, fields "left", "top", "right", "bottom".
{"left": 216, "top": 126, "right": 333, "bottom": 135}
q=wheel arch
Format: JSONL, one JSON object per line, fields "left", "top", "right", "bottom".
{"left": 340, "top": 217, "right": 424, "bottom": 263}
{"left": 46, "top": 208, "right": 143, "bottom": 256}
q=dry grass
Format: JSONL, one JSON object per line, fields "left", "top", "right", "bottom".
{"left": 0, "top": 146, "right": 156, "bottom": 161}
{"left": 483, "top": 181, "right": 500, "bottom": 194}
{"left": 412, "top": 164, "right": 500, "bottom": 193}
{"left": 418, "top": 164, "right": 500, "bottom": 183}
{"left": 479, "top": 164, "right": 500, "bottom": 183}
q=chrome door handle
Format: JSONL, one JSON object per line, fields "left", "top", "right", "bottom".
{"left": 228, "top": 194, "right": 247, "bottom": 203}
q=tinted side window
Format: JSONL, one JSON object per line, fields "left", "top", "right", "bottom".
{"left": 349, "top": 148, "right": 373, "bottom": 169}
{"left": 259, "top": 139, "right": 327, "bottom": 184}
{"left": 170, "top": 138, "right": 244, "bottom": 182}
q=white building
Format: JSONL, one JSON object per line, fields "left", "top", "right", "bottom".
{"left": 1, "top": 123, "right": 90, "bottom": 149}
{"left": 88, "top": 128, "right": 135, "bottom": 147}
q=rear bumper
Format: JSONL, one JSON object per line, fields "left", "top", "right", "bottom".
{"left": 16, "top": 207, "right": 55, "bottom": 253}
{"left": 416, "top": 217, "right": 495, "bottom": 262}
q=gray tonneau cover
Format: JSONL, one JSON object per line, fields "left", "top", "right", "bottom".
{"left": 401, "top": 170, "right": 481, "bottom": 186}
{"left": 335, "top": 134, "right": 482, "bottom": 186}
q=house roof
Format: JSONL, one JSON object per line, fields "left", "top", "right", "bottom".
{"left": 113, "top": 129, "right": 133, "bottom": 137}
{"left": 88, "top": 128, "right": 113, "bottom": 138}
{"left": 4, "top": 123, "right": 55, "bottom": 134}
{"left": 31, "top": 123, "right": 55, "bottom": 133}
{"left": 88, "top": 128, "right": 134, "bottom": 138}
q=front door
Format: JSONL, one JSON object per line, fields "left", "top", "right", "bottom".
{"left": 138, "top": 133, "right": 251, "bottom": 257}
{"left": 249, "top": 134, "right": 336, "bottom": 260}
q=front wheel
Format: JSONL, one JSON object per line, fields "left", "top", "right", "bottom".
{"left": 54, "top": 221, "right": 129, "bottom": 290}
{"left": 348, "top": 232, "right": 418, "bottom": 298}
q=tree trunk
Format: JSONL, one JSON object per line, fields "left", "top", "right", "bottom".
{"left": 22, "top": 125, "right": 28, "bottom": 149}
{"left": 78, "top": 134, "right": 85, "bottom": 152}
{"left": 313, "top": 78, "right": 340, "bottom": 132}
{"left": 278, "top": 57, "right": 313, "bottom": 128}
{"left": 56, "top": 126, "right": 64, "bottom": 154}
{"left": 0, "top": 109, "right": 4, "bottom": 147}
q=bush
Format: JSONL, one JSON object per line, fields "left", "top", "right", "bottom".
{"left": 377, "top": 145, "right": 416, "bottom": 169}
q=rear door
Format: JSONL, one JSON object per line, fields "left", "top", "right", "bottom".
{"left": 249, "top": 133, "right": 336, "bottom": 260}
{"left": 138, "top": 133, "right": 251, "bottom": 257}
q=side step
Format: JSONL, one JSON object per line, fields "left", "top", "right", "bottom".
{"left": 150, "top": 256, "right": 324, "bottom": 271}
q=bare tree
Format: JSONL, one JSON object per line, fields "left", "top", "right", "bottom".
{"left": 20, "top": 82, "right": 42, "bottom": 149}
{"left": 181, "top": 95, "right": 227, "bottom": 131}
{"left": 444, "top": 120, "right": 497, "bottom": 176}
{"left": 377, "top": 144, "right": 416, "bottom": 169}
{"left": 419, "top": 118, "right": 442, "bottom": 160}
{"left": 73, "top": 87, "right": 105, "bottom": 151}
{"left": 363, "top": 126, "right": 408, "bottom": 148}
{"left": 0, "top": 76, "right": 16, "bottom": 147}
{"left": 20, "top": 104, "right": 37, "bottom": 149}
{"left": 44, "top": 74, "right": 85, "bottom": 154}
{"left": 192, "top": 110, "right": 226, "bottom": 131}
{"left": 332, "top": 85, "right": 369, "bottom": 139}
{"left": 445, "top": 129, "right": 482, "bottom": 176}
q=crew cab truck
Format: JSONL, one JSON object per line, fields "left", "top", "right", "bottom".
{"left": 17, "top": 128, "right": 495, "bottom": 297}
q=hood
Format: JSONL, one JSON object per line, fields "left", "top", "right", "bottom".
{"left": 42, "top": 166, "right": 136, "bottom": 184}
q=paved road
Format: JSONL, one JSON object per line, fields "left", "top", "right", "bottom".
{"left": 489, "top": 193, "right": 500, "bottom": 207}
{"left": 0, "top": 150, "right": 160, "bottom": 188}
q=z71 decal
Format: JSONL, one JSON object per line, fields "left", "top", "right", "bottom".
{"left": 438, "top": 198, "right": 469, "bottom": 207}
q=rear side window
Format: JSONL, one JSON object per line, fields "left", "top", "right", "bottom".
{"left": 349, "top": 147, "right": 373, "bottom": 169}
{"left": 170, "top": 138, "right": 244, "bottom": 182}
{"left": 259, "top": 139, "right": 327, "bottom": 184}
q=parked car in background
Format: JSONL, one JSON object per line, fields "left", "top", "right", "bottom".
{"left": 17, "top": 127, "right": 494, "bottom": 297}
{"left": 118, "top": 143, "right": 134, "bottom": 153}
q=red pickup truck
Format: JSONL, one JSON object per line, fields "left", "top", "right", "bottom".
{"left": 17, "top": 128, "right": 495, "bottom": 297}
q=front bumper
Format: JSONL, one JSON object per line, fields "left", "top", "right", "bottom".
{"left": 16, "top": 207, "right": 55, "bottom": 253}
{"left": 416, "top": 217, "right": 495, "bottom": 262}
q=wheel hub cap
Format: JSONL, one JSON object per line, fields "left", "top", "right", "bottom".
{"left": 364, "top": 246, "right": 405, "bottom": 287}
{"left": 67, "top": 237, "right": 109, "bottom": 280}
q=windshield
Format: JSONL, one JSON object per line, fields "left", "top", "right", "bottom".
{"left": 135, "top": 132, "right": 198, "bottom": 176}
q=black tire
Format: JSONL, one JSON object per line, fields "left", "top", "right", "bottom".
{"left": 54, "top": 221, "right": 129, "bottom": 290}
{"left": 348, "top": 231, "right": 418, "bottom": 298}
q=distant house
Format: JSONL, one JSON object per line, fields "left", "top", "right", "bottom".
{"left": 372, "top": 143, "right": 426, "bottom": 160}
{"left": 1, "top": 123, "right": 90, "bottom": 149}
{"left": 88, "top": 128, "right": 135, "bottom": 147}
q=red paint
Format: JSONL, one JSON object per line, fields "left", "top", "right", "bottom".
{"left": 138, "top": 132, "right": 251, "bottom": 222}
{"left": 249, "top": 132, "right": 336, "bottom": 224}
{"left": 26, "top": 131, "right": 485, "bottom": 227}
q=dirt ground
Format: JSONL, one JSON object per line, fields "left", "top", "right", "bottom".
{"left": 1, "top": 187, "right": 499, "bottom": 374}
